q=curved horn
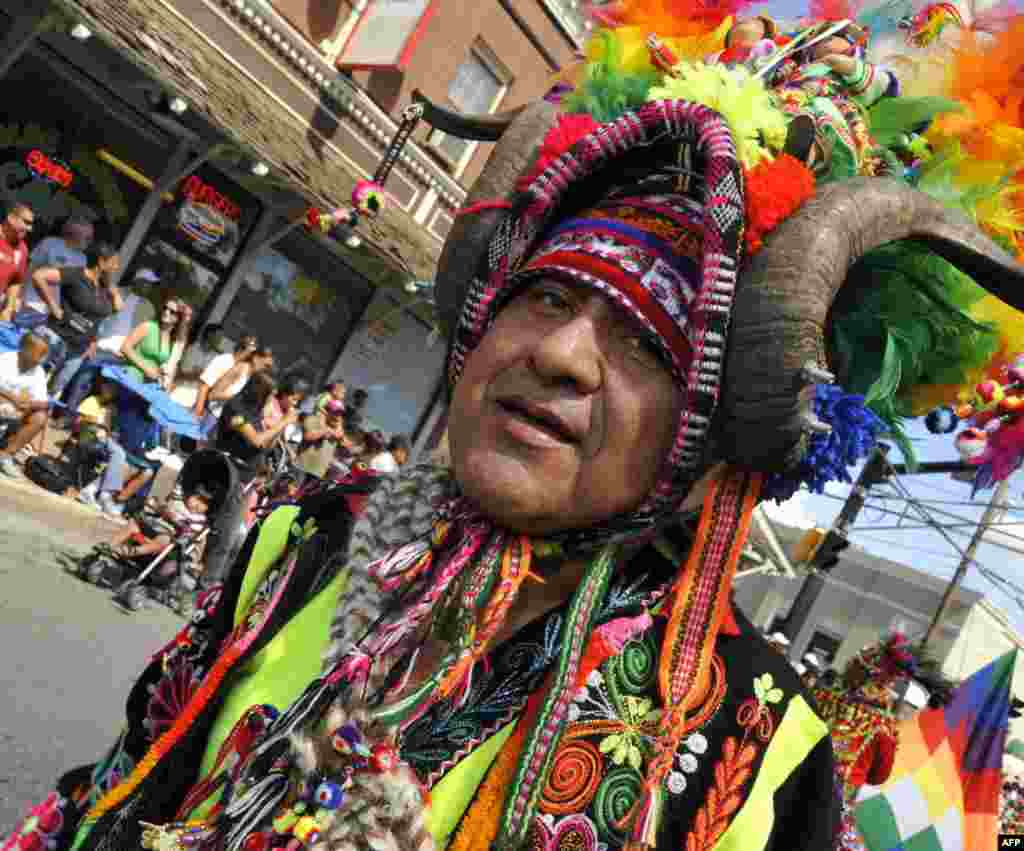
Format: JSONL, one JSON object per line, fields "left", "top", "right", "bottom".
{"left": 720, "top": 177, "right": 1024, "bottom": 470}
{"left": 434, "top": 99, "right": 559, "bottom": 328}
{"left": 412, "top": 90, "right": 529, "bottom": 141}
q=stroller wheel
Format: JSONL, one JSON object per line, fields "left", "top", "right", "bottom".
{"left": 122, "top": 585, "right": 147, "bottom": 612}
{"left": 85, "top": 558, "right": 108, "bottom": 586}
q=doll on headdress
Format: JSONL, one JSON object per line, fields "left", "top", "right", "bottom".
{"left": 768, "top": 21, "right": 902, "bottom": 183}
{"left": 706, "top": 16, "right": 790, "bottom": 68}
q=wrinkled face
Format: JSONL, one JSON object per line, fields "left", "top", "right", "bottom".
{"left": 449, "top": 280, "right": 682, "bottom": 535}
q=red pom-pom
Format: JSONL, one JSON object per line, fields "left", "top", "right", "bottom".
{"left": 515, "top": 113, "right": 600, "bottom": 191}
{"left": 743, "top": 155, "right": 815, "bottom": 255}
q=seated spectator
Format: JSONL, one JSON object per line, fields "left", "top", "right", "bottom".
{"left": 193, "top": 336, "right": 270, "bottom": 434}
{"left": 295, "top": 398, "right": 350, "bottom": 484}
{"left": 314, "top": 380, "right": 346, "bottom": 415}
{"left": 214, "top": 371, "right": 296, "bottom": 484}
{"left": 0, "top": 332, "right": 49, "bottom": 476}
{"left": 171, "top": 323, "right": 225, "bottom": 409}
{"left": 27, "top": 242, "right": 124, "bottom": 385}
{"left": 8, "top": 215, "right": 87, "bottom": 371}
{"left": 368, "top": 433, "right": 411, "bottom": 474}
{"left": 75, "top": 381, "right": 136, "bottom": 516}
{"left": 55, "top": 269, "right": 159, "bottom": 408}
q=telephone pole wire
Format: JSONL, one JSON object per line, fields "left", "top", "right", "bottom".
{"left": 922, "top": 477, "right": 1010, "bottom": 650}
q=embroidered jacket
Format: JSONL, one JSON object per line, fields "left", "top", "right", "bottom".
{"left": 4, "top": 490, "right": 840, "bottom": 851}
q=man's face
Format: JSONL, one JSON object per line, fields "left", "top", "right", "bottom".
{"left": 448, "top": 280, "right": 682, "bottom": 536}
{"left": 5, "top": 207, "right": 33, "bottom": 241}
{"left": 18, "top": 338, "right": 48, "bottom": 371}
{"left": 332, "top": 384, "right": 346, "bottom": 402}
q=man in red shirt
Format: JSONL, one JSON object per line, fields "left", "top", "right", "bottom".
{"left": 0, "top": 202, "right": 33, "bottom": 323}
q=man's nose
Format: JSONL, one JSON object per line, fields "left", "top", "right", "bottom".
{"left": 529, "top": 316, "right": 602, "bottom": 393}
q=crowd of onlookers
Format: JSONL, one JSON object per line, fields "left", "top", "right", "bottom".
{"left": 0, "top": 201, "right": 410, "bottom": 516}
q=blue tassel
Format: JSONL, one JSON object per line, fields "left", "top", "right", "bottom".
{"left": 763, "top": 385, "right": 885, "bottom": 502}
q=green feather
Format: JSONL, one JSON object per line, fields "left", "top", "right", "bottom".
{"left": 868, "top": 96, "right": 963, "bottom": 147}
{"left": 830, "top": 241, "right": 1000, "bottom": 467}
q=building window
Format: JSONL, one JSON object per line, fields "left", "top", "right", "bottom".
{"left": 429, "top": 40, "right": 511, "bottom": 175}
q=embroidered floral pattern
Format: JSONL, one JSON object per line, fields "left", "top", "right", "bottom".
{"left": 684, "top": 675, "right": 784, "bottom": 851}
{"left": 533, "top": 813, "right": 607, "bottom": 851}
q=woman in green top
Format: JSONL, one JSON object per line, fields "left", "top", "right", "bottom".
{"left": 120, "top": 297, "right": 192, "bottom": 387}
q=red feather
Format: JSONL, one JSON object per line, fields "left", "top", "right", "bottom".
{"left": 515, "top": 114, "right": 601, "bottom": 191}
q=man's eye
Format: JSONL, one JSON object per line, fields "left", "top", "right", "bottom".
{"left": 622, "top": 335, "right": 667, "bottom": 368}
{"left": 529, "top": 286, "right": 572, "bottom": 313}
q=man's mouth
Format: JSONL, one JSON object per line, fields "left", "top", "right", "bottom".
{"left": 496, "top": 397, "right": 580, "bottom": 445}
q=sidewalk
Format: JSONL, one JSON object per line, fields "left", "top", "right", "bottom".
{"left": 0, "top": 472, "right": 122, "bottom": 550}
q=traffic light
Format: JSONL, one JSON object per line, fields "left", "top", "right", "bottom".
{"left": 810, "top": 530, "right": 850, "bottom": 571}
{"left": 793, "top": 528, "right": 826, "bottom": 565}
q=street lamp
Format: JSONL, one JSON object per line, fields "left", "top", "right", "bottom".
{"left": 251, "top": 161, "right": 270, "bottom": 177}
{"left": 168, "top": 96, "right": 189, "bottom": 115}
{"left": 70, "top": 23, "right": 93, "bottom": 41}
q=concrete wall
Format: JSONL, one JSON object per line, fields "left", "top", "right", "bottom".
{"left": 733, "top": 550, "right": 982, "bottom": 668}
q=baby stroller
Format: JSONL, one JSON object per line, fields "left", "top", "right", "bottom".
{"left": 178, "top": 448, "right": 251, "bottom": 590}
{"left": 75, "top": 514, "right": 208, "bottom": 616}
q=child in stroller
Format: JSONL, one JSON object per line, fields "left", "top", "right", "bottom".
{"left": 77, "top": 486, "right": 212, "bottom": 615}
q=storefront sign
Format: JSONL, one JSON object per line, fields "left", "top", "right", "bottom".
{"left": 26, "top": 149, "right": 73, "bottom": 189}
{"left": 180, "top": 175, "right": 241, "bottom": 221}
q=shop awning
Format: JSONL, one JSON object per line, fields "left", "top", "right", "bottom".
{"left": 49, "top": 0, "right": 442, "bottom": 282}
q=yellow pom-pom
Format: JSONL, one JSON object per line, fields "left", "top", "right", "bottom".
{"left": 648, "top": 62, "right": 786, "bottom": 168}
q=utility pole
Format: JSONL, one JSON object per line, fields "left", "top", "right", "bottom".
{"left": 781, "top": 444, "right": 891, "bottom": 650}
{"left": 922, "top": 477, "right": 1010, "bottom": 650}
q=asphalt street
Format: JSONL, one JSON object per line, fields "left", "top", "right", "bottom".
{"left": 0, "top": 478, "right": 182, "bottom": 833}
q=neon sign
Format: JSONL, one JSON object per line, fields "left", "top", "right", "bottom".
{"left": 26, "top": 149, "right": 73, "bottom": 189}
{"left": 180, "top": 175, "right": 240, "bottom": 221}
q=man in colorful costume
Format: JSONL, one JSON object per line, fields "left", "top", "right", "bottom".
{"left": 7, "top": 6, "right": 1024, "bottom": 851}
{"left": 813, "top": 633, "right": 953, "bottom": 851}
